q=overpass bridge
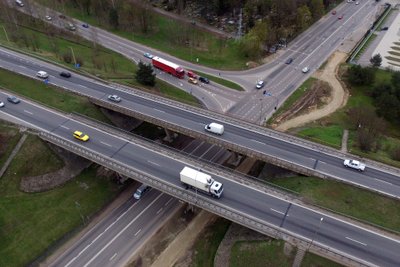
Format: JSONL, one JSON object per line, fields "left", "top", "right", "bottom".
{"left": 1, "top": 95, "right": 399, "bottom": 267}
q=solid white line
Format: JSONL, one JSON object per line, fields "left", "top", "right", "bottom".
{"left": 24, "top": 110, "right": 33, "bottom": 115}
{"left": 134, "top": 229, "right": 142, "bottom": 237}
{"left": 82, "top": 194, "right": 163, "bottom": 267}
{"left": 345, "top": 236, "right": 367, "bottom": 246}
{"left": 153, "top": 108, "right": 165, "bottom": 113}
{"left": 271, "top": 208, "right": 285, "bottom": 215}
{"left": 109, "top": 253, "right": 117, "bottom": 261}
{"left": 374, "top": 178, "right": 393, "bottom": 185}
{"left": 100, "top": 141, "right": 112, "bottom": 147}
{"left": 252, "top": 139, "right": 264, "bottom": 145}
{"left": 148, "top": 161, "right": 160, "bottom": 166}
{"left": 78, "top": 84, "right": 87, "bottom": 88}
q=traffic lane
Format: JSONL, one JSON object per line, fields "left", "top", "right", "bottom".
{"left": 92, "top": 194, "right": 177, "bottom": 267}
{"left": 286, "top": 205, "right": 400, "bottom": 267}
{"left": 51, "top": 119, "right": 128, "bottom": 159}
{"left": 317, "top": 161, "right": 400, "bottom": 193}
{"left": 72, "top": 190, "right": 165, "bottom": 267}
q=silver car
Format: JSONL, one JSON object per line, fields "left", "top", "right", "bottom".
{"left": 107, "top": 95, "right": 121, "bottom": 103}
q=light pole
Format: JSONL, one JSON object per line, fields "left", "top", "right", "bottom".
{"left": 307, "top": 217, "right": 324, "bottom": 251}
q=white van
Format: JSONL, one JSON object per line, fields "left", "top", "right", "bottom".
{"left": 16, "top": 0, "right": 24, "bottom": 7}
{"left": 204, "top": 122, "right": 224, "bottom": 135}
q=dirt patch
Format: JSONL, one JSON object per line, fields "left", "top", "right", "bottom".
{"left": 274, "top": 51, "right": 349, "bottom": 131}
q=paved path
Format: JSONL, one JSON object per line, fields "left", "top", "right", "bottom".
{"left": 341, "top": 129, "right": 349, "bottom": 153}
{"left": 0, "top": 133, "right": 27, "bottom": 178}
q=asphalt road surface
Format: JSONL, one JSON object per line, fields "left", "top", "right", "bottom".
{"left": 1, "top": 91, "right": 399, "bottom": 267}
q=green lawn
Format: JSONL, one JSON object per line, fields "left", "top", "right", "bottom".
{"left": 0, "top": 135, "right": 121, "bottom": 267}
{"left": 230, "top": 240, "right": 295, "bottom": 267}
{"left": 296, "top": 125, "right": 343, "bottom": 149}
{"left": 269, "top": 176, "right": 400, "bottom": 232}
{"left": 0, "top": 69, "right": 111, "bottom": 123}
{"left": 191, "top": 218, "right": 231, "bottom": 267}
{"left": 301, "top": 252, "right": 344, "bottom": 267}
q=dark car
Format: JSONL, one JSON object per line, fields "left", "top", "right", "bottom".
{"left": 199, "top": 76, "right": 210, "bottom": 84}
{"left": 285, "top": 58, "right": 293, "bottom": 64}
{"left": 82, "top": 23, "right": 89, "bottom": 28}
{"left": 59, "top": 71, "right": 71, "bottom": 78}
{"left": 7, "top": 95, "right": 20, "bottom": 104}
{"left": 381, "top": 26, "right": 389, "bottom": 31}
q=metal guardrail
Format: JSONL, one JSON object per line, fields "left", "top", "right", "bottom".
{"left": 39, "top": 131, "right": 374, "bottom": 267}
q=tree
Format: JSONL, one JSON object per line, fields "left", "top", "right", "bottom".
{"left": 370, "top": 53, "right": 382, "bottom": 67}
{"left": 347, "top": 65, "right": 375, "bottom": 86}
{"left": 391, "top": 71, "right": 400, "bottom": 88}
{"left": 135, "top": 61, "right": 155, "bottom": 86}
{"left": 109, "top": 8, "right": 119, "bottom": 29}
{"left": 309, "top": 0, "right": 325, "bottom": 21}
{"left": 296, "top": 5, "right": 312, "bottom": 31}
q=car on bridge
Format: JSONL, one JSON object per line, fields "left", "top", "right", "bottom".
{"left": 108, "top": 95, "right": 121, "bottom": 102}
{"left": 73, "top": 131, "right": 89, "bottom": 142}
{"left": 344, "top": 159, "right": 365, "bottom": 171}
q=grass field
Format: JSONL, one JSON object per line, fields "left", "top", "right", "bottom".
{"left": 230, "top": 240, "right": 295, "bottom": 267}
{"left": 296, "top": 125, "right": 344, "bottom": 149}
{"left": 34, "top": 0, "right": 251, "bottom": 70}
{"left": 191, "top": 218, "right": 231, "bottom": 267}
{"left": 269, "top": 176, "right": 400, "bottom": 232}
{"left": 0, "top": 135, "right": 121, "bottom": 267}
{"left": 301, "top": 252, "right": 344, "bottom": 267}
{"left": 0, "top": 122, "right": 21, "bottom": 167}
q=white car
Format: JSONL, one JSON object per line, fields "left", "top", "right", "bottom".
{"left": 256, "top": 80, "right": 265, "bottom": 89}
{"left": 0, "top": 101, "right": 4, "bottom": 108}
{"left": 302, "top": 67, "right": 310, "bottom": 73}
{"left": 45, "top": 15, "right": 52, "bottom": 21}
{"left": 344, "top": 159, "right": 366, "bottom": 171}
{"left": 355, "top": 1, "right": 359, "bottom": 4}
{"left": 108, "top": 94, "right": 121, "bottom": 102}
{"left": 36, "top": 71, "right": 49, "bottom": 79}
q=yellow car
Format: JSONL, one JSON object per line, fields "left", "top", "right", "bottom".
{"left": 73, "top": 131, "right": 89, "bottom": 141}
{"left": 188, "top": 77, "right": 198, "bottom": 85}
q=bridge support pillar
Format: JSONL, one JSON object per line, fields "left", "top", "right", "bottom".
{"left": 226, "top": 152, "right": 243, "bottom": 167}
{"left": 163, "top": 129, "right": 177, "bottom": 143}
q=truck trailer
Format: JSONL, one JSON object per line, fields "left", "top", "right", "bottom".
{"left": 152, "top": 56, "right": 185, "bottom": 79}
{"left": 180, "top": 167, "right": 223, "bottom": 198}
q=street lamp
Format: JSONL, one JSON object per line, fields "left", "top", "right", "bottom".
{"left": 307, "top": 217, "right": 324, "bottom": 251}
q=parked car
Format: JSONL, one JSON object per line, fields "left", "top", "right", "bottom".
{"left": 256, "top": 80, "right": 265, "bottom": 89}
{"left": 302, "top": 67, "right": 310, "bottom": 73}
{"left": 73, "top": 131, "right": 89, "bottom": 141}
{"left": 188, "top": 77, "right": 198, "bottom": 84}
{"left": 59, "top": 71, "right": 71, "bottom": 78}
{"left": 199, "top": 76, "right": 210, "bottom": 84}
{"left": 285, "top": 58, "right": 293, "bottom": 64}
{"left": 107, "top": 94, "right": 121, "bottom": 103}
{"left": 187, "top": 71, "right": 197, "bottom": 79}
{"left": 343, "top": 159, "right": 365, "bottom": 171}
{"left": 0, "top": 101, "right": 4, "bottom": 108}
{"left": 381, "top": 26, "right": 389, "bottom": 31}
{"left": 36, "top": 71, "right": 49, "bottom": 79}
{"left": 134, "top": 184, "right": 150, "bottom": 200}
{"left": 143, "top": 52, "right": 154, "bottom": 59}
{"left": 82, "top": 23, "right": 89, "bottom": 28}
{"left": 7, "top": 96, "right": 20, "bottom": 104}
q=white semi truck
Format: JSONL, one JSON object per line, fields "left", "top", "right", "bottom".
{"left": 180, "top": 167, "right": 224, "bottom": 198}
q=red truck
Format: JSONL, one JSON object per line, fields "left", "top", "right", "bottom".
{"left": 152, "top": 57, "right": 185, "bottom": 79}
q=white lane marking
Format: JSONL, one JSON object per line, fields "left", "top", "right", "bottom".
{"left": 271, "top": 208, "right": 285, "bottom": 215}
{"left": 109, "top": 253, "right": 117, "bottom": 261}
{"left": 252, "top": 139, "right": 264, "bottom": 145}
{"left": 345, "top": 236, "right": 367, "bottom": 246}
{"left": 100, "top": 141, "right": 112, "bottom": 147}
{"left": 153, "top": 108, "right": 165, "bottom": 113}
{"left": 374, "top": 178, "right": 393, "bottom": 185}
{"left": 165, "top": 198, "right": 173, "bottom": 206}
{"left": 82, "top": 194, "right": 163, "bottom": 267}
{"left": 134, "top": 229, "right": 142, "bottom": 237}
{"left": 78, "top": 84, "right": 87, "bottom": 88}
{"left": 60, "top": 125, "right": 70, "bottom": 130}
{"left": 156, "top": 208, "right": 163, "bottom": 214}
{"left": 148, "top": 161, "right": 160, "bottom": 166}
{"left": 24, "top": 110, "right": 33, "bottom": 115}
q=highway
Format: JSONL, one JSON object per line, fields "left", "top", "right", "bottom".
{"left": 0, "top": 91, "right": 399, "bottom": 267}
{"left": 49, "top": 189, "right": 180, "bottom": 267}
{"left": 1, "top": 46, "right": 400, "bottom": 199}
